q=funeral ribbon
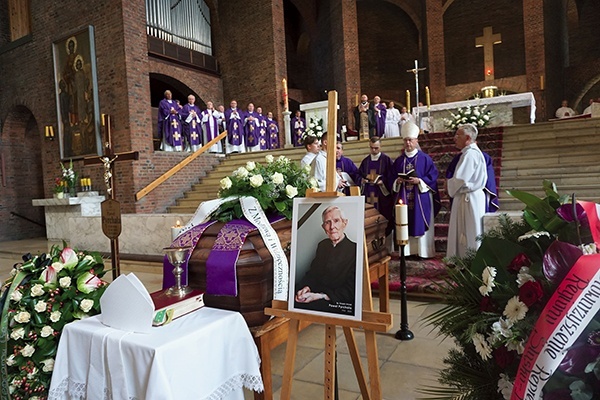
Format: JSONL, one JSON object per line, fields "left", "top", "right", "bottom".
{"left": 511, "top": 201, "right": 600, "bottom": 400}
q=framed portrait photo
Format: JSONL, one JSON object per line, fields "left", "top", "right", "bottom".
{"left": 52, "top": 25, "right": 102, "bottom": 160}
{"left": 288, "top": 196, "right": 365, "bottom": 320}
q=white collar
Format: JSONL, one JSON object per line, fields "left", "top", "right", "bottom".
{"left": 404, "top": 148, "right": 418, "bottom": 157}
{"left": 370, "top": 153, "right": 381, "bottom": 161}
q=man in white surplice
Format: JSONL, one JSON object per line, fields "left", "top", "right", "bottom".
{"left": 446, "top": 123, "right": 487, "bottom": 259}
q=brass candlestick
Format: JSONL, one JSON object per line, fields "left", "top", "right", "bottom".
{"left": 163, "top": 246, "right": 193, "bottom": 297}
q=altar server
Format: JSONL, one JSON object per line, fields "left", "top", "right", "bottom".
{"left": 446, "top": 123, "right": 488, "bottom": 258}
{"left": 392, "top": 121, "right": 440, "bottom": 258}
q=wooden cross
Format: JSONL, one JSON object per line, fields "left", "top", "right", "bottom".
{"left": 476, "top": 26, "right": 502, "bottom": 81}
{"left": 84, "top": 114, "right": 139, "bottom": 280}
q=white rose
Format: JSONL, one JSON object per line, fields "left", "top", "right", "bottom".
{"left": 59, "top": 276, "right": 72, "bottom": 288}
{"left": 30, "top": 284, "right": 45, "bottom": 297}
{"left": 265, "top": 155, "right": 274, "bottom": 163}
{"left": 50, "top": 310, "right": 62, "bottom": 322}
{"left": 21, "top": 344, "right": 35, "bottom": 357}
{"left": 34, "top": 300, "right": 47, "bottom": 313}
{"left": 278, "top": 155, "right": 288, "bottom": 163}
{"left": 309, "top": 177, "right": 318, "bottom": 188}
{"left": 10, "top": 327, "right": 25, "bottom": 340}
{"left": 51, "top": 261, "right": 64, "bottom": 273}
{"left": 285, "top": 185, "right": 298, "bottom": 198}
{"left": 41, "top": 358, "right": 55, "bottom": 373}
{"left": 14, "top": 311, "right": 31, "bottom": 324}
{"left": 220, "top": 176, "right": 232, "bottom": 190}
{"left": 10, "top": 290, "right": 22, "bottom": 302}
{"left": 246, "top": 161, "right": 256, "bottom": 171}
{"left": 234, "top": 167, "right": 249, "bottom": 179}
{"left": 80, "top": 299, "right": 94, "bottom": 313}
{"left": 271, "top": 172, "right": 284, "bottom": 185}
{"left": 6, "top": 354, "right": 15, "bottom": 366}
{"left": 309, "top": 123, "right": 315, "bottom": 128}
{"left": 41, "top": 325, "right": 54, "bottom": 338}
{"left": 249, "top": 174, "right": 264, "bottom": 188}
{"left": 483, "top": 115, "right": 490, "bottom": 121}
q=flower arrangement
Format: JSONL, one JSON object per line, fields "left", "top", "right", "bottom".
{"left": 421, "top": 180, "right": 600, "bottom": 400}
{"left": 214, "top": 155, "right": 317, "bottom": 221}
{"left": 60, "top": 159, "right": 77, "bottom": 194}
{"left": 444, "top": 104, "right": 492, "bottom": 131}
{"left": 52, "top": 178, "right": 64, "bottom": 194}
{"left": 302, "top": 116, "right": 324, "bottom": 140}
{"left": 0, "top": 245, "right": 108, "bottom": 399}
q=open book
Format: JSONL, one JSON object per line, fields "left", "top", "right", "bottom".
{"left": 151, "top": 289, "right": 205, "bottom": 326}
{"left": 397, "top": 169, "right": 417, "bottom": 180}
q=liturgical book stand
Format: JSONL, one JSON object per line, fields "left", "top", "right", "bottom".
{"left": 265, "top": 91, "right": 392, "bottom": 400}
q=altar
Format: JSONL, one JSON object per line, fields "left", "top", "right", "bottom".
{"left": 414, "top": 92, "right": 536, "bottom": 132}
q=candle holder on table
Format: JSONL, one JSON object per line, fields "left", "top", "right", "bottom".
{"left": 163, "top": 246, "right": 193, "bottom": 297}
{"left": 394, "top": 200, "right": 414, "bottom": 341}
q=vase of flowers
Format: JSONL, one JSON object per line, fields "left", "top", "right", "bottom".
{"left": 421, "top": 180, "right": 600, "bottom": 400}
{"left": 302, "top": 116, "right": 325, "bottom": 140}
{"left": 52, "top": 178, "right": 64, "bottom": 199}
{"left": 0, "top": 245, "right": 108, "bottom": 398}
{"left": 60, "top": 159, "right": 77, "bottom": 197}
{"left": 444, "top": 104, "right": 493, "bottom": 131}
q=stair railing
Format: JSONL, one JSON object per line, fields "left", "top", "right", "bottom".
{"left": 135, "top": 131, "right": 227, "bottom": 201}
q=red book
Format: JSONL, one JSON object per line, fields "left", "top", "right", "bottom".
{"left": 151, "top": 289, "right": 204, "bottom": 326}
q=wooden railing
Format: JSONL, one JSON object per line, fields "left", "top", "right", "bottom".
{"left": 135, "top": 131, "right": 227, "bottom": 201}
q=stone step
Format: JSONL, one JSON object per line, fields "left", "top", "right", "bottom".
{"left": 500, "top": 175, "right": 600, "bottom": 186}
{"left": 501, "top": 163, "right": 600, "bottom": 177}
{"left": 501, "top": 152, "right": 600, "bottom": 165}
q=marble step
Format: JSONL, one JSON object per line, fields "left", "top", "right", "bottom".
{"left": 501, "top": 152, "right": 600, "bottom": 165}
{"left": 500, "top": 163, "right": 600, "bottom": 177}
{"left": 500, "top": 175, "right": 600, "bottom": 186}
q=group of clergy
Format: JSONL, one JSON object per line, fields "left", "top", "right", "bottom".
{"left": 157, "top": 91, "right": 281, "bottom": 153}
{"left": 315, "top": 120, "right": 498, "bottom": 260}
{"left": 353, "top": 94, "right": 416, "bottom": 140}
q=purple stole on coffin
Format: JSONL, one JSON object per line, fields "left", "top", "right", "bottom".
{"left": 267, "top": 119, "right": 280, "bottom": 149}
{"left": 163, "top": 215, "right": 285, "bottom": 296}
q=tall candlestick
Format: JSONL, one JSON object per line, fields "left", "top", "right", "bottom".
{"left": 425, "top": 86, "right": 431, "bottom": 108}
{"left": 282, "top": 78, "right": 289, "bottom": 111}
{"left": 406, "top": 90, "right": 410, "bottom": 113}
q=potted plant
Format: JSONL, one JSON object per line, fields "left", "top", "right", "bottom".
{"left": 53, "top": 178, "right": 64, "bottom": 199}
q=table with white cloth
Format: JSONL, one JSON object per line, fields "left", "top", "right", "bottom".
{"left": 48, "top": 307, "right": 264, "bottom": 400}
{"left": 414, "top": 92, "right": 536, "bottom": 132}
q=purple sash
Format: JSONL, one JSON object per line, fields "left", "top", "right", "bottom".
{"left": 162, "top": 220, "right": 217, "bottom": 289}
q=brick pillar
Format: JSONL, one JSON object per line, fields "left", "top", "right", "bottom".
{"left": 328, "top": 0, "right": 360, "bottom": 129}
{"left": 425, "top": 0, "right": 446, "bottom": 104}
{"left": 523, "top": 0, "right": 546, "bottom": 121}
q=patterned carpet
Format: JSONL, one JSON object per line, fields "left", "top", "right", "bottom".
{"left": 371, "top": 253, "right": 450, "bottom": 296}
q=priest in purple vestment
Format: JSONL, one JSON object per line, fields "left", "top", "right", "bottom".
{"left": 201, "top": 101, "right": 222, "bottom": 153}
{"left": 291, "top": 110, "right": 306, "bottom": 147}
{"left": 158, "top": 90, "right": 184, "bottom": 151}
{"left": 391, "top": 122, "right": 441, "bottom": 258}
{"left": 446, "top": 149, "right": 499, "bottom": 212}
{"left": 224, "top": 100, "right": 245, "bottom": 153}
{"left": 359, "top": 136, "right": 395, "bottom": 234}
{"left": 256, "top": 107, "right": 269, "bottom": 151}
{"left": 373, "top": 96, "right": 387, "bottom": 138}
{"left": 243, "top": 103, "right": 261, "bottom": 152}
{"left": 266, "top": 112, "right": 280, "bottom": 149}
{"left": 180, "top": 94, "right": 202, "bottom": 152}
{"left": 335, "top": 142, "right": 361, "bottom": 195}
{"left": 353, "top": 94, "right": 376, "bottom": 139}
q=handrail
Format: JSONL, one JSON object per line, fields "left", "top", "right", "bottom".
{"left": 135, "top": 131, "right": 227, "bottom": 201}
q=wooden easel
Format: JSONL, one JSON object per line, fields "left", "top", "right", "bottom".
{"left": 265, "top": 91, "right": 392, "bottom": 400}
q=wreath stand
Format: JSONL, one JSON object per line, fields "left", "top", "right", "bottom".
{"left": 264, "top": 91, "right": 393, "bottom": 399}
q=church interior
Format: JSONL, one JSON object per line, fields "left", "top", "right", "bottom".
{"left": 1, "top": 0, "right": 599, "bottom": 398}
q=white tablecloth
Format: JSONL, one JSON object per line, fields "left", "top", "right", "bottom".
{"left": 415, "top": 92, "right": 537, "bottom": 124}
{"left": 48, "top": 308, "right": 263, "bottom": 400}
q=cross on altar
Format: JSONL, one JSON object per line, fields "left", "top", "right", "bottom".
{"left": 476, "top": 26, "right": 502, "bottom": 81}
{"left": 406, "top": 60, "right": 427, "bottom": 125}
{"left": 84, "top": 114, "right": 139, "bottom": 279}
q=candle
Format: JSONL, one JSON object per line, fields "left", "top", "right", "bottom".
{"left": 406, "top": 90, "right": 410, "bottom": 113}
{"left": 282, "top": 78, "right": 289, "bottom": 111}
{"left": 540, "top": 75, "right": 545, "bottom": 91}
{"left": 425, "top": 86, "right": 431, "bottom": 108}
{"left": 400, "top": 225, "right": 409, "bottom": 242}
{"left": 395, "top": 200, "right": 409, "bottom": 242}
{"left": 171, "top": 220, "right": 182, "bottom": 241}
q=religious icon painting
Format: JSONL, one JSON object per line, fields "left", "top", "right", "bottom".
{"left": 52, "top": 25, "right": 102, "bottom": 160}
{"left": 288, "top": 196, "right": 365, "bottom": 320}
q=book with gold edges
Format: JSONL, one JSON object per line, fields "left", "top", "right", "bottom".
{"left": 151, "top": 289, "right": 204, "bottom": 326}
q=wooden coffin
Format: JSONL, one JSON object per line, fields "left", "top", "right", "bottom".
{"left": 187, "top": 203, "right": 389, "bottom": 327}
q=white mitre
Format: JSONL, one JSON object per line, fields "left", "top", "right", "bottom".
{"left": 401, "top": 120, "right": 420, "bottom": 139}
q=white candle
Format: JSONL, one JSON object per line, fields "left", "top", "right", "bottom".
{"left": 400, "top": 225, "right": 409, "bottom": 242}
{"left": 395, "top": 201, "right": 409, "bottom": 242}
{"left": 171, "top": 220, "right": 182, "bottom": 241}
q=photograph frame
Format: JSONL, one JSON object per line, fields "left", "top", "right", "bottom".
{"left": 288, "top": 196, "right": 365, "bottom": 320}
{"left": 52, "top": 25, "right": 102, "bottom": 160}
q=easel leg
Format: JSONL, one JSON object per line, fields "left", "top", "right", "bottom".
{"left": 324, "top": 324, "right": 336, "bottom": 400}
{"left": 110, "top": 238, "right": 120, "bottom": 280}
{"left": 255, "top": 339, "right": 272, "bottom": 400}
{"left": 343, "top": 327, "right": 370, "bottom": 400}
{"left": 281, "top": 319, "right": 299, "bottom": 400}
{"left": 365, "top": 329, "right": 382, "bottom": 400}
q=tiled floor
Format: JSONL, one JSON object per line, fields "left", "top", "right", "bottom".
{"left": 0, "top": 238, "right": 454, "bottom": 400}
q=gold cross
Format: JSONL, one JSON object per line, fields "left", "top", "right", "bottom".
{"left": 173, "top": 131, "right": 181, "bottom": 141}
{"left": 191, "top": 132, "right": 198, "bottom": 141}
{"left": 171, "top": 119, "right": 179, "bottom": 128}
{"left": 476, "top": 26, "right": 502, "bottom": 81}
{"left": 366, "top": 169, "right": 378, "bottom": 183}
{"left": 368, "top": 191, "right": 378, "bottom": 206}
{"left": 192, "top": 120, "right": 197, "bottom": 128}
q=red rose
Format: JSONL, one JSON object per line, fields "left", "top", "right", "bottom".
{"left": 519, "top": 281, "right": 544, "bottom": 307}
{"left": 508, "top": 253, "right": 532, "bottom": 273}
{"left": 493, "top": 345, "right": 515, "bottom": 369}
{"left": 479, "top": 296, "right": 496, "bottom": 312}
